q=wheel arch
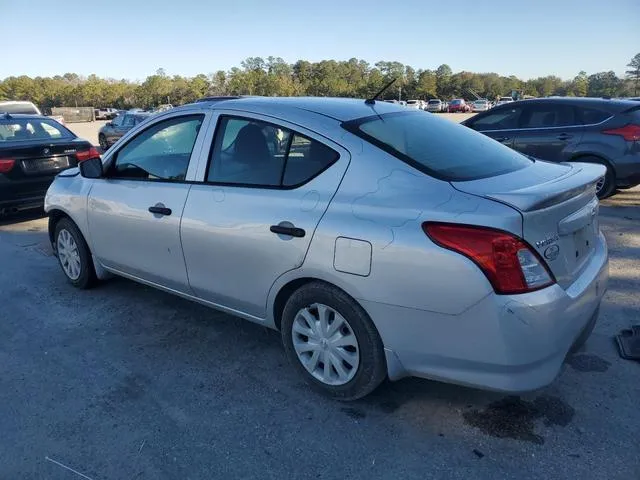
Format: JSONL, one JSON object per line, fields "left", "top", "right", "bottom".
{"left": 569, "top": 152, "right": 616, "bottom": 177}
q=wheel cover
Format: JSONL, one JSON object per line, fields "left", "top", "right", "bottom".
{"left": 595, "top": 176, "right": 605, "bottom": 194}
{"left": 292, "top": 303, "right": 360, "bottom": 386}
{"left": 99, "top": 135, "right": 107, "bottom": 148}
{"left": 57, "top": 229, "right": 81, "bottom": 280}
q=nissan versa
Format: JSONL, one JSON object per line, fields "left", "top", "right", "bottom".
{"left": 45, "top": 97, "right": 609, "bottom": 400}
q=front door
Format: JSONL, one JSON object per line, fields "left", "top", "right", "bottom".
{"left": 513, "top": 103, "right": 584, "bottom": 162}
{"left": 465, "top": 104, "right": 525, "bottom": 149}
{"left": 180, "top": 113, "right": 350, "bottom": 318}
{"left": 88, "top": 113, "right": 206, "bottom": 292}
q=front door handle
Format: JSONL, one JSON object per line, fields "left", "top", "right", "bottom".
{"left": 270, "top": 224, "right": 306, "bottom": 238}
{"left": 148, "top": 205, "right": 172, "bottom": 216}
{"left": 557, "top": 133, "right": 573, "bottom": 141}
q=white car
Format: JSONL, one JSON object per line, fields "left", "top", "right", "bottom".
{"left": 495, "top": 97, "right": 515, "bottom": 107}
{"left": 472, "top": 99, "right": 491, "bottom": 112}
{"left": 405, "top": 100, "right": 423, "bottom": 109}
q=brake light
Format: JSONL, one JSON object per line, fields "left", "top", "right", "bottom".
{"left": 0, "top": 158, "right": 15, "bottom": 174}
{"left": 423, "top": 222, "right": 555, "bottom": 294}
{"left": 602, "top": 124, "right": 640, "bottom": 141}
{"left": 75, "top": 146, "right": 101, "bottom": 162}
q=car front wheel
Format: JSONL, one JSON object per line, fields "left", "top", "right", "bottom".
{"left": 55, "top": 218, "right": 97, "bottom": 289}
{"left": 281, "top": 282, "right": 387, "bottom": 401}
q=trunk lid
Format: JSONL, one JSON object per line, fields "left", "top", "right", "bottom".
{"left": 1, "top": 138, "right": 90, "bottom": 178}
{"left": 451, "top": 160, "right": 605, "bottom": 289}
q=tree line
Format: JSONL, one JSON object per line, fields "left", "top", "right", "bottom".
{"left": 1, "top": 54, "right": 638, "bottom": 112}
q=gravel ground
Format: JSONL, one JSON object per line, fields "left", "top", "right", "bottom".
{"left": 0, "top": 187, "right": 638, "bottom": 479}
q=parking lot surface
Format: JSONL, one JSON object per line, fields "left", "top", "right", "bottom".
{"left": 1, "top": 188, "right": 638, "bottom": 479}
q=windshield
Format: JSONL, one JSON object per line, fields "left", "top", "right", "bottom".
{"left": 0, "top": 118, "right": 74, "bottom": 142}
{"left": 500, "top": 97, "right": 513, "bottom": 101}
{"left": 342, "top": 111, "right": 532, "bottom": 181}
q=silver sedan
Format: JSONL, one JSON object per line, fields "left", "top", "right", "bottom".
{"left": 45, "top": 97, "right": 609, "bottom": 400}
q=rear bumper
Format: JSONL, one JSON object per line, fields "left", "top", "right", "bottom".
{"left": 365, "top": 232, "right": 609, "bottom": 392}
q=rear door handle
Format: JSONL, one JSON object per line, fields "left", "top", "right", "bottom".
{"left": 557, "top": 133, "right": 573, "bottom": 140}
{"left": 148, "top": 205, "right": 172, "bottom": 216}
{"left": 270, "top": 224, "right": 306, "bottom": 238}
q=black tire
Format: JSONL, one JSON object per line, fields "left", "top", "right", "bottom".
{"left": 281, "top": 282, "right": 387, "bottom": 401}
{"left": 54, "top": 218, "right": 97, "bottom": 289}
{"left": 573, "top": 156, "right": 615, "bottom": 199}
{"left": 98, "top": 134, "right": 108, "bottom": 151}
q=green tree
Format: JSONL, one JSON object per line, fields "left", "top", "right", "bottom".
{"left": 625, "top": 53, "right": 640, "bottom": 95}
{"left": 587, "top": 71, "right": 621, "bottom": 97}
{"left": 435, "top": 64, "right": 452, "bottom": 98}
{"left": 570, "top": 71, "right": 589, "bottom": 96}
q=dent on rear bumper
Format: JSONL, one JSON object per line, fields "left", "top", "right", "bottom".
{"left": 365, "top": 233, "right": 609, "bottom": 392}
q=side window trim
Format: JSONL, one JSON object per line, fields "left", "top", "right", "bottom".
{"left": 202, "top": 113, "right": 340, "bottom": 190}
{"left": 102, "top": 112, "right": 208, "bottom": 183}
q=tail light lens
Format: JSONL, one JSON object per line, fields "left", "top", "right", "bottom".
{"left": 75, "top": 146, "right": 101, "bottom": 162}
{"left": 602, "top": 124, "right": 640, "bottom": 142}
{"left": 423, "top": 222, "right": 555, "bottom": 295}
{"left": 0, "top": 158, "right": 15, "bottom": 174}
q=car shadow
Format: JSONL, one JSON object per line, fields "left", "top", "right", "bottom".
{"left": 0, "top": 209, "right": 46, "bottom": 227}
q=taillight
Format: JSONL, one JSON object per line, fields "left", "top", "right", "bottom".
{"left": 75, "top": 146, "right": 101, "bottom": 162}
{"left": 602, "top": 124, "right": 640, "bottom": 142}
{"left": 423, "top": 222, "right": 555, "bottom": 295}
{"left": 0, "top": 158, "right": 15, "bottom": 174}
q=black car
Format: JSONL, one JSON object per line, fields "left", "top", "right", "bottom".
{"left": 0, "top": 113, "right": 99, "bottom": 215}
{"left": 98, "top": 112, "right": 150, "bottom": 150}
{"left": 462, "top": 97, "right": 640, "bottom": 198}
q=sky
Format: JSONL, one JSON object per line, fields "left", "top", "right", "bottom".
{"left": 3, "top": 0, "right": 638, "bottom": 81}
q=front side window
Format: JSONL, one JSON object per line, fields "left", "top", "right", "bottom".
{"left": 208, "top": 116, "right": 338, "bottom": 187}
{"left": 467, "top": 106, "right": 524, "bottom": 131}
{"left": 520, "top": 104, "right": 576, "bottom": 128}
{"left": 111, "top": 115, "right": 203, "bottom": 181}
{"left": 112, "top": 115, "right": 124, "bottom": 127}
{"left": 343, "top": 111, "right": 532, "bottom": 181}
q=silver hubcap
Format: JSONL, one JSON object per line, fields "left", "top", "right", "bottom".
{"left": 292, "top": 303, "right": 360, "bottom": 386}
{"left": 596, "top": 177, "right": 605, "bottom": 194}
{"left": 57, "top": 229, "right": 81, "bottom": 280}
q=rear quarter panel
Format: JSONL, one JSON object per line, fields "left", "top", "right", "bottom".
{"left": 269, "top": 142, "right": 524, "bottom": 320}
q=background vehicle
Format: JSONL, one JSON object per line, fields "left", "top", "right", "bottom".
{"left": 496, "top": 96, "right": 514, "bottom": 107}
{"left": 98, "top": 112, "right": 150, "bottom": 150}
{"left": 94, "top": 108, "right": 118, "bottom": 120}
{"left": 0, "top": 101, "right": 66, "bottom": 125}
{"left": 472, "top": 99, "right": 491, "bottom": 112}
{"left": 427, "top": 99, "right": 445, "bottom": 112}
{"left": 0, "top": 113, "right": 98, "bottom": 215}
{"left": 46, "top": 97, "right": 607, "bottom": 401}
{"left": 448, "top": 99, "right": 471, "bottom": 113}
{"left": 462, "top": 97, "right": 640, "bottom": 198}
{"left": 406, "top": 100, "right": 424, "bottom": 110}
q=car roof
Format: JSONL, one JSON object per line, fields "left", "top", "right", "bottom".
{"left": 0, "top": 113, "right": 49, "bottom": 120}
{"left": 505, "top": 96, "right": 639, "bottom": 113}
{"left": 185, "top": 96, "right": 407, "bottom": 121}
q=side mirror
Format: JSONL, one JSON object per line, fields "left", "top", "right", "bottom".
{"left": 79, "top": 156, "right": 103, "bottom": 179}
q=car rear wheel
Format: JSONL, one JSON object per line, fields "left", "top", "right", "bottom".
{"left": 98, "top": 134, "right": 108, "bottom": 151}
{"left": 281, "top": 282, "right": 387, "bottom": 401}
{"left": 55, "top": 218, "right": 96, "bottom": 289}
{"left": 574, "top": 156, "right": 615, "bottom": 199}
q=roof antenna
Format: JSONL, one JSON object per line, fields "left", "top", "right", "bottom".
{"left": 365, "top": 78, "right": 397, "bottom": 105}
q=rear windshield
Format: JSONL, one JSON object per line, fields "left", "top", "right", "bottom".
{"left": 451, "top": 100, "right": 462, "bottom": 105}
{"left": 428, "top": 100, "right": 441, "bottom": 104}
{"left": 342, "top": 111, "right": 532, "bottom": 181}
{"left": 0, "top": 118, "right": 74, "bottom": 142}
{"left": 0, "top": 103, "right": 39, "bottom": 114}
{"left": 500, "top": 97, "right": 513, "bottom": 101}
{"left": 407, "top": 100, "right": 418, "bottom": 104}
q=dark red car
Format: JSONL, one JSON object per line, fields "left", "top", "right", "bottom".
{"left": 448, "top": 99, "right": 471, "bottom": 113}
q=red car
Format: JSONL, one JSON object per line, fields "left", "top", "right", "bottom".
{"left": 448, "top": 99, "right": 471, "bottom": 113}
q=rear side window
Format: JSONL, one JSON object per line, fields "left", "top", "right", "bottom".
{"left": 466, "top": 106, "right": 524, "bottom": 130}
{"left": 578, "top": 108, "right": 611, "bottom": 125}
{"left": 0, "top": 118, "right": 73, "bottom": 142}
{"left": 343, "top": 111, "right": 532, "bottom": 181}
{"left": 208, "top": 116, "right": 338, "bottom": 188}
{"left": 520, "top": 104, "right": 576, "bottom": 128}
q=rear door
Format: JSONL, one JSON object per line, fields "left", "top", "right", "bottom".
{"left": 180, "top": 112, "right": 350, "bottom": 318}
{"left": 464, "top": 104, "right": 525, "bottom": 148}
{"left": 513, "top": 102, "right": 584, "bottom": 161}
